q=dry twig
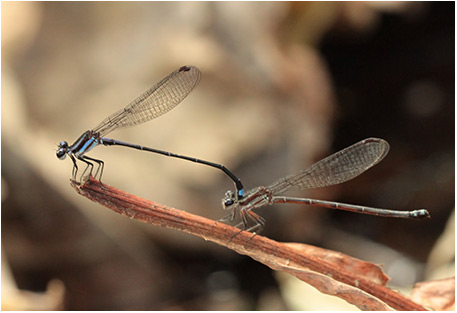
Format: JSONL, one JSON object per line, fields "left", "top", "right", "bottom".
{"left": 72, "top": 177, "right": 427, "bottom": 311}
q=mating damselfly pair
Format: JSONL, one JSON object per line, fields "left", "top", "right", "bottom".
{"left": 57, "top": 66, "right": 430, "bottom": 232}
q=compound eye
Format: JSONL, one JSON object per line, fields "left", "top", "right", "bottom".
{"left": 57, "top": 141, "right": 69, "bottom": 159}
{"left": 56, "top": 149, "right": 67, "bottom": 160}
{"left": 224, "top": 198, "right": 234, "bottom": 207}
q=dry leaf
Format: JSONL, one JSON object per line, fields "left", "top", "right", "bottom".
{"left": 284, "top": 242, "right": 389, "bottom": 285}
{"left": 411, "top": 276, "right": 455, "bottom": 311}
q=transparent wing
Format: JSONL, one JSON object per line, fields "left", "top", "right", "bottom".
{"left": 93, "top": 66, "right": 201, "bottom": 137}
{"left": 267, "top": 138, "right": 390, "bottom": 195}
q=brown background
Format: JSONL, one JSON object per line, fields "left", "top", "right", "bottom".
{"left": 2, "top": 2, "right": 454, "bottom": 310}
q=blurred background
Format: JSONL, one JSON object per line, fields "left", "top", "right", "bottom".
{"left": 2, "top": 2, "right": 454, "bottom": 310}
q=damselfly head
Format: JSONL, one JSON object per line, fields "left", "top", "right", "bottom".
{"left": 56, "top": 141, "right": 69, "bottom": 160}
{"left": 222, "top": 190, "right": 237, "bottom": 210}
